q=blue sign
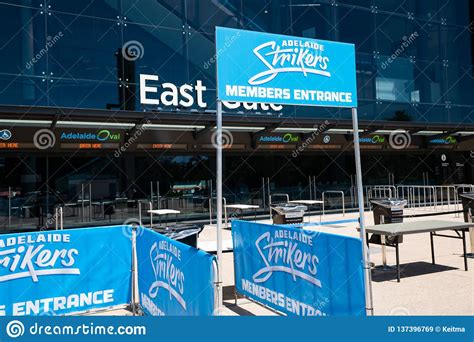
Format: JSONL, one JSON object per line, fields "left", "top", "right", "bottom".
{"left": 216, "top": 27, "right": 357, "bottom": 107}
{"left": 232, "top": 220, "right": 365, "bottom": 316}
{"left": 0, "top": 226, "right": 132, "bottom": 316}
{"left": 136, "top": 228, "right": 216, "bottom": 316}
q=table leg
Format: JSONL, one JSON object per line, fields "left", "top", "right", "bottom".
{"left": 381, "top": 235, "right": 387, "bottom": 267}
{"left": 462, "top": 230, "right": 468, "bottom": 271}
{"left": 430, "top": 232, "right": 436, "bottom": 265}
{"left": 395, "top": 240, "right": 400, "bottom": 282}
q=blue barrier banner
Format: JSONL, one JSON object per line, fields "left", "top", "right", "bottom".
{"left": 136, "top": 228, "right": 216, "bottom": 316}
{"left": 0, "top": 226, "right": 132, "bottom": 316}
{"left": 232, "top": 220, "right": 365, "bottom": 316}
{"left": 216, "top": 27, "right": 357, "bottom": 107}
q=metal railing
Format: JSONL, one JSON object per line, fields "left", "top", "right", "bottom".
{"left": 322, "top": 191, "right": 345, "bottom": 216}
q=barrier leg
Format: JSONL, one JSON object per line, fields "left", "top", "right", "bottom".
{"left": 430, "top": 232, "right": 435, "bottom": 265}
{"left": 395, "top": 241, "right": 400, "bottom": 282}
{"left": 131, "top": 227, "right": 137, "bottom": 315}
{"left": 462, "top": 230, "right": 468, "bottom": 271}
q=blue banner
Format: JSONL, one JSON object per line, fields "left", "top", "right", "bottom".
{"left": 232, "top": 220, "right": 365, "bottom": 316}
{"left": 0, "top": 226, "right": 133, "bottom": 316}
{"left": 136, "top": 228, "right": 216, "bottom": 316}
{"left": 216, "top": 27, "right": 357, "bottom": 107}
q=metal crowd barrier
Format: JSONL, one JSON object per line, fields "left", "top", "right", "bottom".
{"left": 365, "top": 185, "right": 396, "bottom": 208}
{"left": 322, "top": 191, "right": 345, "bottom": 216}
{"left": 54, "top": 206, "right": 64, "bottom": 230}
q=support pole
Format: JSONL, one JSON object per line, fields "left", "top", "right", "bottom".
{"left": 156, "top": 181, "right": 160, "bottom": 209}
{"left": 216, "top": 100, "right": 223, "bottom": 314}
{"left": 351, "top": 107, "right": 374, "bottom": 316}
{"left": 59, "top": 206, "right": 63, "bottom": 230}
{"left": 8, "top": 186, "right": 11, "bottom": 228}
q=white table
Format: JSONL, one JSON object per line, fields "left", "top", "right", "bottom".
{"left": 225, "top": 204, "right": 260, "bottom": 210}
{"left": 148, "top": 209, "right": 181, "bottom": 215}
{"left": 225, "top": 204, "right": 260, "bottom": 224}
{"left": 147, "top": 209, "right": 180, "bottom": 227}
{"left": 288, "top": 200, "right": 323, "bottom": 222}
{"left": 365, "top": 220, "right": 472, "bottom": 282}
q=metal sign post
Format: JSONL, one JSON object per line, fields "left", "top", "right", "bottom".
{"left": 215, "top": 27, "right": 373, "bottom": 315}
{"left": 215, "top": 100, "right": 223, "bottom": 314}
{"left": 352, "top": 107, "right": 374, "bottom": 316}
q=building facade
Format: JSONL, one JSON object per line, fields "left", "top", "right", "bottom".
{"left": 0, "top": 0, "right": 473, "bottom": 229}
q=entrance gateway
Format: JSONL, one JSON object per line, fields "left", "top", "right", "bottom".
{"left": 215, "top": 27, "right": 373, "bottom": 315}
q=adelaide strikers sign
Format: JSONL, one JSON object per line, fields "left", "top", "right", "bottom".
{"left": 216, "top": 27, "right": 357, "bottom": 108}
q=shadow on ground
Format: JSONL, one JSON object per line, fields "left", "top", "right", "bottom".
{"left": 371, "top": 261, "right": 458, "bottom": 282}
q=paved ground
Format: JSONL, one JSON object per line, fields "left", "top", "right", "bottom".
{"left": 200, "top": 205, "right": 474, "bottom": 316}
{"left": 92, "top": 205, "right": 473, "bottom": 316}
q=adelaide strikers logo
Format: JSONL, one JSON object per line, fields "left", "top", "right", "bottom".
{"left": 249, "top": 39, "right": 331, "bottom": 85}
{"left": 148, "top": 240, "right": 186, "bottom": 310}
{"left": 0, "top": 233, "right": 80, "bottom": 283}
{"left": 253, "top": 229, "right": 321, "bottom": 287}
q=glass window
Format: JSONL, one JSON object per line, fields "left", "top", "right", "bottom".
{"left": 123, "top": 23, "right": 186, "bottom": 85}
{"left": 290, "top": 3, "right": 335, "bottom": 41}
{"left": 447, "top": 105, "right": 473, "bottom": 125}
{"left": 411, "top": 21, "right": 441, "bottom": 62}
{"left": 122, "top": 0, "right": 184, "bottom": 29}
{"left": 375, "top": 102, "right": 417, "bottom": 121}
{"left": 0, "top": 0, "right": 42, "bottom": 8}
{"left": 0, "top": 4, "right": 46, "bottom": 75}
{"left": 187, "top": 0, "right": 240, "bottom": 33}
{"left": 375, "top": 0, "right": 439, "bottom": 20}
{"left": 445, "top": 64, "right": 474, "bottom": 106}
{"left": 375, "top": 14, "right": 415, "bottom": 58}
{"left": 439, "top": 0, "right": 470, "bottom": 27}
{"left": 186, "top": 29, "right": 216, "bottom": 90}
{"left": 376, "top": 57, "right": 416, "bottom": 103}
{"left": 337, "top": 7, "right": 375, "bottom": 54}
{"left": 356, "top": 53, "right": 377, "bottom": 101}
{"left": 440, "top": 26, "right": 472, "bottom": 67}
{"left": 47, "top": 13, "right": 121, "bottom": 81}
{"left": 51, "top": 0, "right": 120, "bottom": 20}
{"left": 0, "top": 74, "right": 48, "bottom": 106}
{"left": 48, "top": 78, "right": 118, "bottom": 109}
{"left": 374, "top": 0, "right": 410, "bottom": 14}
{"left": 242, "top": 0, "right": 290, "bottom": 35}
{"left": 412, "top": 60, "right": 443, "bottom": 104}
{"left": 338, "top": 1, "right": 373, "bottom": 9}
{"left": 412, "top": 103, "right": 448, "bottom": 122}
